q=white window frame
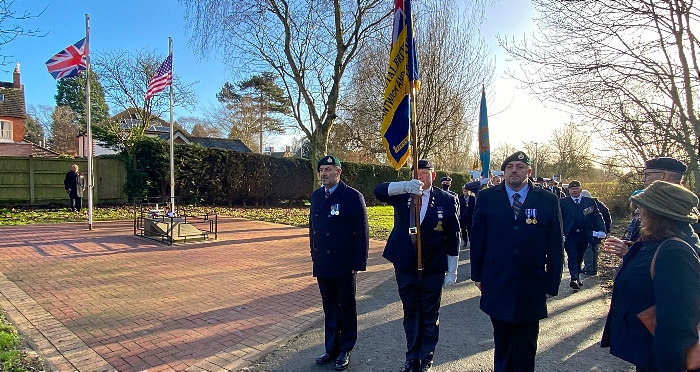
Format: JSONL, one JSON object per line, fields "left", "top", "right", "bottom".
{"left": 0, "top": 120, "right": 12, "bottom": 142}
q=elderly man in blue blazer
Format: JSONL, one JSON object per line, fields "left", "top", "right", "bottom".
{"left": 560, "top": 180, "right": 606, "bottom": 289}
{"left": 310, "top": 155, "right": 369, "bottom": 371}
{"left": 470, "top": 151, "right": 564, "bottom": 372}
{"left": 374, "top": 159, "right": 460, "bottom": 372}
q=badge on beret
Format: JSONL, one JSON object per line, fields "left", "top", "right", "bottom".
{"left": 518, "top": 153, "right": 524, "bottom": 159}
{"left": 326, "top": 157, "right": 333, "bottom": 163}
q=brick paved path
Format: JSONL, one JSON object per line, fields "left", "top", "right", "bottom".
{"left": 0, "top": 218, "right": 390, "bottom": 371}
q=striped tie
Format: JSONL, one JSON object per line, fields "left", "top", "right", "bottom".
{"left": 513, "top": 193, "right": 522, "bottom": 219}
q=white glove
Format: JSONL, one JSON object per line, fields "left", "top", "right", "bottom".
{"left": 387, "top": 179, "right": 423, "bottom": 196}
{"left": 443, "top": 255, "right": 459, "bottom": 288}
{"left": 592, "top": 231, "right": 606, "bottom": 238}
{"left": 480, "top": 178, "right": 489, "bottom": 186}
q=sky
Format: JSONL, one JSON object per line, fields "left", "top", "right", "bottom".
{"left": 3, "top": 0, "right": 572, "bottom": 152}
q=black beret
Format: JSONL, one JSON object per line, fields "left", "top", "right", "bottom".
{"left": 644, "top": 157, "right": 687, "bottom": 174}
{"left": 500, "top": 151, "right": 530, "bottom": 171}
{"left": 317, "top": 155, "right": 341, "bottom": 170}
{"left": 569, "top": 180, "right": 581, "bottom": 188}
{"left": 440, "top": 176, "right": 452, "bottom": 183}
{"left": 413, "top": 159, "right": 434, "bottom": 170}
{"left": 535, "top": 177, "right": 545, "bottom": 182}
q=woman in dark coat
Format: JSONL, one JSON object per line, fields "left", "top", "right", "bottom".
{"left": 602, "top": 181, "right": 700, "bottom": 371}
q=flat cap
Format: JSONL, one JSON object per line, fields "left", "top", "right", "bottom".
{"left": 317, "top": 155, "right": 341, "bottom": 170}
{"left": 500, "top": 151, "right": 530, "bottom": 171}
{"left": 644, "top": 157, "right": 687, "bottom": 174}
{"left": 569, "top": 180, "right": 581, "bottom": 188}
{"left": 440, "top": 176, "right": 452, "bottom": 183}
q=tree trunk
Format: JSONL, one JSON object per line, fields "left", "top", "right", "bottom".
{"left": 309, "top": 125, "right": 331, "bottom": 192}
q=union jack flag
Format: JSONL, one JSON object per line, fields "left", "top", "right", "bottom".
{"left": 45, "top": 38, "right": 87, "bottom": 80}
{"left": 145, "top": 54, "right": 173, "bottom": 100}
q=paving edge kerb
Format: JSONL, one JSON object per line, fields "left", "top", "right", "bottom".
{"left": 0, "top": 270, "right": 114, "bottom": 372}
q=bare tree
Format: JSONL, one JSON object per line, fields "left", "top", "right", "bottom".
{"left": 49, "top": 106, "right": 79, "bottom": 155}
{"left": 91, "top": 49, "right": 197, "bottom": 152}
{"left": 0, "top": 1, "right": 45, "bottom": 65}
{"left": 26, "top": 104, "right": 53, "bottom": 146}
{"left": 490, "top": 143, "right": 517, "bottom": 172}
{"left": 547, "top": 125, "right": 594, "bottom": 180}
{"left": 500, "top": 0, "right": 700, "bottom": 193}
{"left": 337, "top": 1, "right": 494, "bottom": 172}
{"left": 182, "top": 0, "right": 389, "bottom": 187}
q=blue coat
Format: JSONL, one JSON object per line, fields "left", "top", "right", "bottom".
{"left": 602, "top": 230, "right": 700, "bottom": 371}
{"left": 309, "top": 181, "right": 369, "bottom": 278}
{"left": 470, "top": 182, "right": 564, "bottom": 323}
{"left": 560, "top": 196, "right": 606, "bottom": 244}
{"left": 374, "top": 184, "right": 460, "bottom": 274}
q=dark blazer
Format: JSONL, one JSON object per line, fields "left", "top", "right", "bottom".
{"left": 64, "top": 170, "right": 85, "bottom": 198}
{"left": 309, "top": 181, "right": 369, "bottom": 278}
{"left": 470, "top": 182, "right": 564, "bottom": 323}
{"left": 602, "top": 230, "right": 700, "bottom": 371}
{"left": 374, "top": 184, "right": 460, "bottom": 275}
{"left": 560, "top": 196, "right": 606, "bottom": 244}
{"left": 546, "top": 185, "right": 564, "bottom": 198}
{"left": 593, "top": 198, "right": 612, "bottom": 233}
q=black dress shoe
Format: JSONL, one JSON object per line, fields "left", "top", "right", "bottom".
{"left": 569, "top": 279, "right": 580, "bottom": 289}
{"left": 400, "top": 359, "right": 419, "bottom": 372}
{"left": 316, "top": 352, "right": 337, "bottom": 365}
{"left": 418, "top": 358, "right": 433, "bottom": 371}
{"left": 335, "top": 351, "right": 350, "bottom": 371}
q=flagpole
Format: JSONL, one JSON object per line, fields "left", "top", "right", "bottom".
{"left": 168, "top": 37, "right": 175, "bottom": 216}
{"left": 85, "top": 14, "right": 93, "bottom": 230}
{"left": 406, "top": 0, "right": 422, "bottom": 275}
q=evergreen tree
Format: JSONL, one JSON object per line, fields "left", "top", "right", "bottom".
{"left": 55, "top": 72, "right": 109, "bottom": 131}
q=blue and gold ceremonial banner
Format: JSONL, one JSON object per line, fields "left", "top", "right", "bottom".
{"left": 478, "top": 87, "right": 490, "bottom": 178}
{"left": 381, "top": 0, "right": 419, "bottom": 170}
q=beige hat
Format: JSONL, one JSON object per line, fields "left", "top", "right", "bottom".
{"left": 631, "top": 181, "right": 699, "bottom": 223}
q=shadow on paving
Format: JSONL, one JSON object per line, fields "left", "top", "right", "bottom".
{"left": 242, "top": 248, "right": 635, "bottom": 372}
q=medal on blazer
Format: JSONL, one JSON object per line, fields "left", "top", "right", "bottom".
{"left": 437, "top": 207, "right": 443, "bottom": 219}
{"left": 330, "top": 204, "right": 340, "bottom": 216}
{"left": 526, "top": 208, "right": 538, "bottom": 224}
{"left": 434, "top": 221, "right": 443, "bottom": 231}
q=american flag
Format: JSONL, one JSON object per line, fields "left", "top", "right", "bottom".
{"left": 145, "top": 54, "right": 173, "bottom": 100}
{"left": 45, "top": 38, "right": 87, "bottom": 80}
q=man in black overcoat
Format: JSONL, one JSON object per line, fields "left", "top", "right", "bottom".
{"left": 309, "top": 155, "right": 369, "bottom": 371}
{"left": 560, "top": 180, "right": 606, "bottom": 289}
{"left": 64, "top": 163, "right": 85, "bottom": 212}
{"left": 470, "top": 151, "right": 564, "bottom": 372}
{"left": 374, "top": 159, "right": 460, "bottom": 372}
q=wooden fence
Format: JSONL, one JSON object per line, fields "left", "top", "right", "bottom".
{"left": 0, "top": 156, "right": 127, "bottom": 205}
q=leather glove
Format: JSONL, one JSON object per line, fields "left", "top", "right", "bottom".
{"left": 443, "top": 255, "right": 459, "bottom": 288}
{"left": 592, "top": 231, "right": 606, "bottom": 238}
{"left": 387, "top": 180, "right": 423, "bottom": 196}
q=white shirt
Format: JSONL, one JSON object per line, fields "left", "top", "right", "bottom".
{"left": 420, "top": 189, "right": 429, "bottom": 222}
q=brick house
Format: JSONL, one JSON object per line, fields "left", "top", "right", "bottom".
{"left": 0, "top": 64, "right": 57, "bottom": 157}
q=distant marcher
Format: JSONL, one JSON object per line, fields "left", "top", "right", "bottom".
{"left": 580, "top": 190, "right": 612, "bottom": 275}
{"left": 63, "top": 164, "right": 85, "bottom": 212}
{"left": 490, "top": 174, "right": 502, "bottom": 186}
{"left": 624, "top": 190, "right": 644, "bottom": 243}
{"left": 459, "top": 186, "right": 475, "bottom": 247}
{"left": 602, "top": 181, "right": 700, "bottom": 371}
{"left": 560, "top": 180, "right": 606, "bottom": 289}
{"left": 309, "top": 155, "right": 369, "bottom": 371}
{"left": 546, "top": 178, "right": 564, "bottom": 198}
{"left": 440, "top": 176, "right": 457, "bottom": 198}
{"left": 374, "top": 159, "right": 460, "bottom": 372}
{"left": 470, "top": 151, "right": 564, "bottom": 372}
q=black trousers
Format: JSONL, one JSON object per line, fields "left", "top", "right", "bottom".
{"left": 69, "top": 196, "right": 82, "bottom": 211}
{"left": 564, "top": 231, "right": 587, "bottom": 280}
{"left": 395, "top": 269, "right": 443, "bottom": 361}
{"left": 491, "top": 317, "right": 539, "bottom": 372}
{"left": 317, "top": 273, "right": 357, "bottom": 354}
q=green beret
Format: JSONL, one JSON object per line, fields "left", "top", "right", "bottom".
{"left": 317, "top": 155, "right": 341, "bottom": 170}
{"left": 500, "top": 151, "right": 530, "bottom": 171}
